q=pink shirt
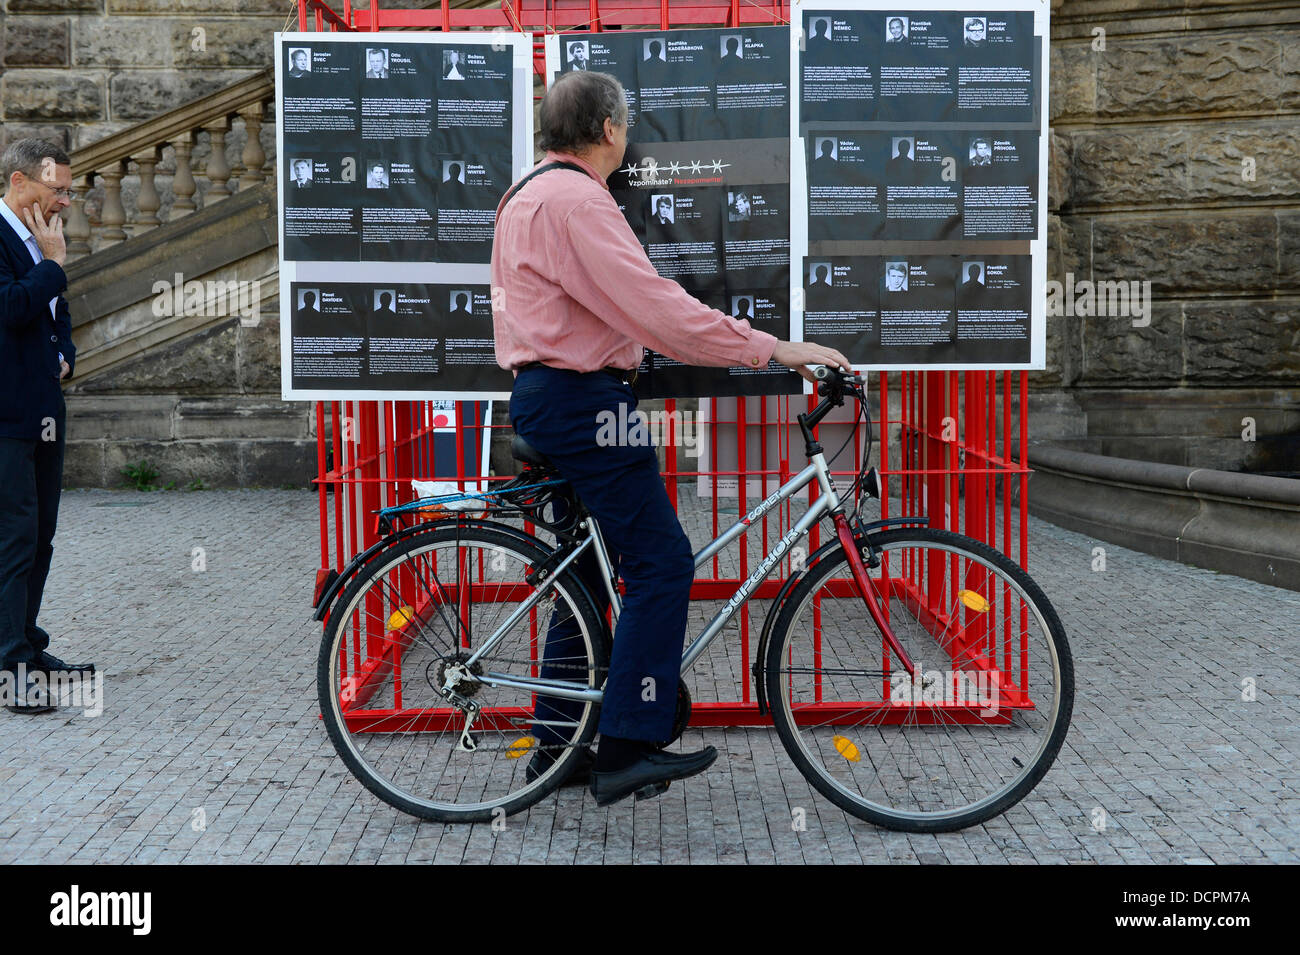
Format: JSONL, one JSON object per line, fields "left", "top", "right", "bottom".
{"left": 490, "top": 151, "right": 779, "bottom": 374}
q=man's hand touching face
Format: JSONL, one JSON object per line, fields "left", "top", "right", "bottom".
{"left": 22, "top": 201, "right": 66, "bottom": 268}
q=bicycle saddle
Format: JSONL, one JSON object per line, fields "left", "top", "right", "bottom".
{"left": 511, "top": 434, "right": 552, "bottom": 468}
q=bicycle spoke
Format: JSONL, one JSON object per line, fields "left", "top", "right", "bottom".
{"left": 767, "top": 529, "right": 1071, "bottom": 831}
{"left": 319, "top": 527, "right": 607, "bottom": 821}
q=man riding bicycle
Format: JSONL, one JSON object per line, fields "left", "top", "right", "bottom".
{"left": 490, "top": 70, "right": 849, "bottom": 807}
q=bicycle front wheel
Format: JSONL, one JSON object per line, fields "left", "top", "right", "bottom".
{"left": 317, "top": 523, "right": 608, "bottom": 822}
{"left": 765, "top": 527, "right": 1073, "bottom": 832}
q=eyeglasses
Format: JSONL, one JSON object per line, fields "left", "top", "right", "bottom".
{"left": 29, "top": 179, "right": 73, "bottom": 201}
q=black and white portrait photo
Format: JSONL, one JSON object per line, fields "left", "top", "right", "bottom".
{"left": 289, "top": 158, "right": 313, "bottom": 188}
{"left": 287, "top": 47, "right": 311, "bottom": 78}
{"left": 885, "top": 261, "right": 909, "bottom": 292}
{"left": 443, "top": 49, "right": 465, "bottom": 80}
{"left": 969, "top": 137, "right": 992, "bottom": 166}
{"left": 727, "top": 190, "right": 752, "bottom": 222}
{"left": 650, "top": 194, "right": 674, "bottom": 225}
{"left": 365, "top": 48, "right": 389, "bottom": 78}
{"left": 885, "top": 17, "right": 908, "bottom": 43}
{"left": 567, "top": 40, "right": 589, "bottom": 71}
{"left": 963, "top": 18, "right": 987, "bottom": 47}
{"left": 366, "top": 161, "right": 389, "bottom": 189}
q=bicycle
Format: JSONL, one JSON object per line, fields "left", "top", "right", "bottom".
{"left": 314, "top": 366, "right": 1073, "bottom": 832}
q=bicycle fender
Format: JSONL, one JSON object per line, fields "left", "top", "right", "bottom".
{"left": 311, "top": 517, "right": 554, "bottom": 623}
{"left": 751, "top": 536, "right": 852, "bottom": 716}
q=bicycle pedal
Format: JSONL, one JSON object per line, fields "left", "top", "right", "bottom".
{"left": 633, "top": 781, "right": 670, "bottom": 801}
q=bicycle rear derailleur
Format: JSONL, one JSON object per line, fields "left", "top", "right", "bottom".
{"left": 431, "top": 653, "right": 485, "bottom": 751}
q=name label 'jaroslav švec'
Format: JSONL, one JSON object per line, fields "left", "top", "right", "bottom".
{"left": 49, "top": 886, "right": 151, "bottom": 936}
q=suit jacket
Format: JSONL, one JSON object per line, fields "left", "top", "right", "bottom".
{"left": 0, "top": 212, "right": 75, "bottom": 440}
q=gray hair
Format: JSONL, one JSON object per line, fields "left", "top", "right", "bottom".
{"left": 539, "top": 71, "right": 628, "bottom": 153}
{"left": 1, "top": 139, "right": 71, "bottom": 185}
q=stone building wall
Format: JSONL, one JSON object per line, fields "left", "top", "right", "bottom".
{"left": 1040, "top": 0, "right": 1300, "bottom": 473}
{"left": 5, "top": 0, "right": 1298, "bottom": 484}
{"left": 1, "top": 0, "right": 284, "bottom": 150}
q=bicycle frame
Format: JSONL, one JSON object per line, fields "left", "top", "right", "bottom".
{"left": 463, "top": 446, "right": 917, "bottom": 705}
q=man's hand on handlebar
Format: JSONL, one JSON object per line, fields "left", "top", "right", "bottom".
{"left": 771, "top": 341, "right": 852, "bottom": 383}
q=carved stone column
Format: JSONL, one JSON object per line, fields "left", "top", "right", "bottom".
{"left": 64, "top": 175, "right": 93, "bottom": 261}
{"left": 238, "top": 103, "right": 267, "bottom": 189}
{"left": 203, "top": 118, "right": 233, "bottom": 203}
{"left": 98, "top": 161, "right": 127, "bottom": 247}
{"left": 133, "top": 149, "right": 162, "bottom": 234}
{"left": 170, "top": 132, "right": 198, "bottom": 220}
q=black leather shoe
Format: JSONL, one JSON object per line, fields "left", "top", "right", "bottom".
{"left": 589, "top": 745, "right": 718, "bottom": 807}
{"left": 35, "top": 652, "right": 95, "bottom": 676}
{"left": 526, "top": 745, "right": 595, "bottom": 786}
{"left": 4, "top": 674, "right": 55, "bottom": 715}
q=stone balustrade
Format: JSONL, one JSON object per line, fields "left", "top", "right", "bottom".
{"left": 64, "top": 70, "right": 276, "bottom": 261}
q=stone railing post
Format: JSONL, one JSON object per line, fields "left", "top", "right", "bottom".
{"left": 98, "top": 161, "right": 127, "bottom": 247}
{"left": 65, "top": 175, "right": 93, "bottom": 261}
{"left": 203, "top": 117, "right": 233, "bottom": 204}
{"left": 133, "top": 149, "right": 162, "bottom": 235}
{"left": 170, "top": 132, "right": 198, "bottom": 220}
{"left": 238, "top": 103, "right": 268, "bottom": 189}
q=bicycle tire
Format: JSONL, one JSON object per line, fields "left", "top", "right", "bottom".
{"left": 765, "top": 527, "right": 1073, "bottom": 832}
{"left": 317, "top": 523, "right": 609, "bottom": 822}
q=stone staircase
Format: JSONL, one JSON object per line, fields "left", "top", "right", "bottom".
{"left": 58, "top": 69, "right": 315, "bottom": 487}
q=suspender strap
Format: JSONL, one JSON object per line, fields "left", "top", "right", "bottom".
{"left": 496, "top": 161, "right": 588, "bottom": 222}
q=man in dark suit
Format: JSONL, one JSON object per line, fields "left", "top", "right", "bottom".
{"left": 0, "top": 139, "right": 95, "bottom": 714}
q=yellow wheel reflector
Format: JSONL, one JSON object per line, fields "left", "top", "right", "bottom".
{"left": 832, "top": 735, "right": 861, "bottom": 763}
{"left": 958, "top": 589, "right": 989, "bottom": 613}
{"left": 506, "top": 736, "right": 536, "bottom": 759}
{"left": 387, "top": 606, "right": 416, "bottom": 631}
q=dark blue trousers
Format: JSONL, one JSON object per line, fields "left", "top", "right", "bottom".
{"left": 0, "top": 429, "right": 64, "bottom": 674}
{"left": 510, "top": 366, "right": 694, "bottom": 743}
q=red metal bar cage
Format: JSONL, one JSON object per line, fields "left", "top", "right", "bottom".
{"left": 298, "top": 0, "right": 1033, "bottom": 727}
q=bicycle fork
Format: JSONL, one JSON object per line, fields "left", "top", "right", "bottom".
{"left": 834, "top": 513, "right": 918, "bottom": 678}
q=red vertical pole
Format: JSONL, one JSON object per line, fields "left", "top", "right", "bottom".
{"left": 315, "top": 402, "right": 329, "bottom": 572}
{"left": 710, "top": 399, "right": 720, "bottom": 580}
{"left": 298, "top": 0, "right": 307, "bottom": 31}
{"left": 1018, "top": 371, "right": 1028, "bottom": 571}
{"left": 665, "top": 398, "right": 679, "bottom": 510}
{"left": 878, "top": 372, "right": 888, "bottom": 521}
{"left": 923, "top": 371, "right": 945, "bottom": 611}
{"left": 454, "top": 401, "right": 467, "bottom": 492}
{"left": 736, "top": 396, "right": 749, "bottom": 702}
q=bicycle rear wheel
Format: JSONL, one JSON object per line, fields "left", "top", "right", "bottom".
{"left": 317, "top": 523, "right": 608, "bottom": 822}
{"left": 765, "top": 527, "right": 1072, "bottom": 832}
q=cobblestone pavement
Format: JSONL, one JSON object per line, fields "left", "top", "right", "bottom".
{"left": 1, "top": 489, "right": 1295, "bottom": 864}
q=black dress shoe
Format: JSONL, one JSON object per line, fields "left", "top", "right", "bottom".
{"left": 35, "top": 652, "right": 95, "bottom": 675}
{"left": 526, "top": 745, "right": 595, "bottom": 786}
{"left": 4, "top": 674, "right": 55, "bottom": 715}
{"left": 589, "top": 745, "right": 718, "bottom": 807}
